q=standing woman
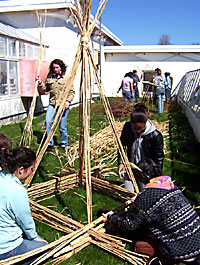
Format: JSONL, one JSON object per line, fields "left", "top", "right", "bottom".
{"left": 38, "top": 59, "right": 75, "bottom": 151}
{"left": 117, "top": 72, "right": 134, "bottom": 106}
{"left": 164, "top": 72, "right": 172, "bottom": 104}
{"left": 118, "top": 103, "right": 164, "bottom": 192}
{"left": 0, "top": 147, "right": 48, "bottom": 264}
{"left": 153, "top": 68, "right": 166, "bottom": 114}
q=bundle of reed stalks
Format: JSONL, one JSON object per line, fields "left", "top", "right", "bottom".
{"left": 65, "top": 121, "right": 124, "bottom": 167}
{"left": 65, "top": 119, "right": 169, "bottom": 168}
{"left": 28, "top": 173, "right": 78, "bottom": 200}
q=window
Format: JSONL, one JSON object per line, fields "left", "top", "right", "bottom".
{"left": 19, "top": 41, "right": 26, "bottom": 58}
{"left": 33, "top": 44, "right": 40, "bottom": 59}
{"left": 0, "top": 60, "right": 8, "bottom": 96}
{"left": 0, "top": 33, "right": 46, "bottom": 97}
{"left": 9, "top": 61, "right": 18, "bottom": 95}
{"left": 27, "top": 43, "right": 33, "bottom": 59}
{"left": 8, "top": 38, "right": 17, "bottom": 57}
{"left": 0, "top": 36, "right": 7, "bottom": 56}
{"left": 0, "top": 60, "right": 19, "bottom": 96}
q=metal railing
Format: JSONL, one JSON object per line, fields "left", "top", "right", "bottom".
{"left": 172, "top": 69, "right": 200, "bottom": 113}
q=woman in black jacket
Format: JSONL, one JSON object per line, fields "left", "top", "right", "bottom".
{"left": 118, "top": 103, "right": 164, "bottom": 192}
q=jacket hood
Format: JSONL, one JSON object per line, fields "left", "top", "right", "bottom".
{"left": 142, "top": 119, "right": 156, "bottom": 136}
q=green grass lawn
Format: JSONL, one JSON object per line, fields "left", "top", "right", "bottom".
{"left": 0, "top": 98, "right": 199, "bottom": 264}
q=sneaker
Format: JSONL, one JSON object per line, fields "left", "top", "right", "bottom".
{"left": 60, "top": 144, "right": 67, "bottom": 149}
{"left": 47, "top": 145, "right": 54, "bottom": 151}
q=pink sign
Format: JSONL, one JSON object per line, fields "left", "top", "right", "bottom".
{"left": 20, "top": 60, "right": 49, "bottom": 97}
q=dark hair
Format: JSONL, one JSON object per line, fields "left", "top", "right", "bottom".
{"left": 124, "top": 72, "right": 133, "bottom": 78}
{"left": 134, "top": 159, "right": 162, "bottom": 184}
{"left": 0, "top": 133, "right": 12, "bottom": 149}
{"left": 132, "top": 70, "right": 137, "bottom": 74}
{"left": 48, "top": 59, "right": 67, "bottom": 75}
{"left": 157, "top": 69, "right": 162, "bottom": 76}
{"left": 130, "top": 103, "right": 148, "bottom": 124}
{"left": 1, "top": 147, "right": 36, "bottom": 174}
{"left": 164, "top": 72, "right": 170, "bottom": 77}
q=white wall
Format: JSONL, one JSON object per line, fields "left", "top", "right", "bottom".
{"left": 0, "top": 96, "right": 26, "bottom": 126}
{"left": 24, "top": 26, "right": 81, "bottom": 105}
{"left": 102, "top": 52, "right": 200, "bottom": 97}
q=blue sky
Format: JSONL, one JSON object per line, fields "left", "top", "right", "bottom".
{"left": 91, "top": 0, "right": 200, "bottom": 45}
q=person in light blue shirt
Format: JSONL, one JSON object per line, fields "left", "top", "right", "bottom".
{"left": 164, "top": 72, "right": 172, "bottom": 104}
{"left": 154, "top": 69, "right": 167, "bottom": 114}
{"left": 0, "top": 147, "right": 48, "bottom": 264}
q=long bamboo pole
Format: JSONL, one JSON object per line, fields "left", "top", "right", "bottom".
{"left": 20, "top": 10, "right": 47, "bottom": 147}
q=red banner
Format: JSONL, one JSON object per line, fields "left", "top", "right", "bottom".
{"left": 20, "top": 60, "right": 49, "bottom": 97}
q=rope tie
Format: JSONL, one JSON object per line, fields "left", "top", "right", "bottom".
{"left": 81, "top": 35, "right": 89, "bottom": 48}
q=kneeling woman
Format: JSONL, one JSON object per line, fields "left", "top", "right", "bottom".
{"left": 0, "top": 147, "right": 48, "bottom": 264}
{"left": 103, "top": 160, "right": 200, "bottom": 265}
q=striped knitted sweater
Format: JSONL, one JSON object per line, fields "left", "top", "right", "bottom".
{"left": 108, "top": 186, "right": 200, "bottom": 260}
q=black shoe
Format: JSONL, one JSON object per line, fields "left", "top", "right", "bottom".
{"left": 47, "top": 145, "right": 54, "bottom": 151}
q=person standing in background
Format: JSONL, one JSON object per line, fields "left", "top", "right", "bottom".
{"left": 153, "top": 69, "right": 167, "bottom": 114}
{"left": 132, "top": 70, "right": 143, "bottom": 103}
{"left": 117, "top": 72, "right": 134, "bottom": 106}
{"left": 164, "top": 72, "right": 172, "bottom": 104}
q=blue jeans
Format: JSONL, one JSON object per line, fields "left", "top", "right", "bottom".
{"left": 124, "top": 172, "right": 145, "bottom": 192}
{"left": 134, "top": 88, "right": 139, "bottom": 102}
{"left": 156, "top": 88, "right": 165, "bottom": 113}
{"left": 122, "top": 90, "right": 134, "bottom": 105}
{"left": 165, "top": 88, "right": 171, "bottom": 103}
{"left": 45, "top": 104, "right": 69, "bottom": 147}
{"left": 0, "top": 239, "right": 47, "bottom": 265}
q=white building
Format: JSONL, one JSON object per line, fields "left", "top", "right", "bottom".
{"left": 0, "top": 0, "right": 122, "bottom": 125}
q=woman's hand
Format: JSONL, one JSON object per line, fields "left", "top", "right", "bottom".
{"left": 118, "top": 164, "right": 125, "bottom": 178}
{"left": 65, "top": 101, "right": 70, "bottom": 109}
{"left": 34, "top": 236, "right": 48, "bottom": 244}
{"left": 36, "top": 76, "right": 42, "bottom": 85}
{"left": 102, "top": 213, "right": 109, "bottom": 223}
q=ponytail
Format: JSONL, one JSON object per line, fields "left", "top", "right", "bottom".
{"left": 1, "top": 147, "right": 36, "bottom": 174}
